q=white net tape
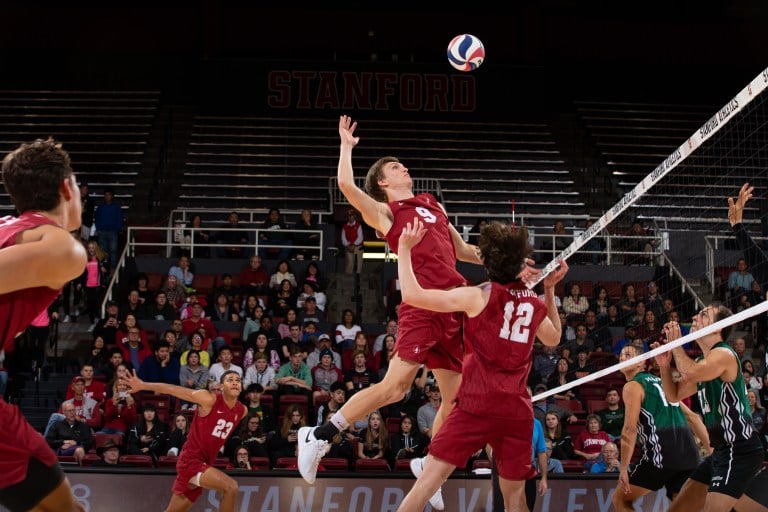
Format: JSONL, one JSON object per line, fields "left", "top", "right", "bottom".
{"left": 531, "top": 299, "right": 768, "bottom": 403}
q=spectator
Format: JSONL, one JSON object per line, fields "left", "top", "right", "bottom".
{"left": 306, "top": 333, "right": 341, "bottom": 369}
{"left": 243, "top": 351, "right": 277, "bottom": 393}
{"left": 748, "top": 389, "right": 766, "bottom": 433}
{"left": 389, "top": 414, "right": 428, "bottom": 467}
{"left": 297, "top": 281, "right": 327, "bottom": 312}
{"left": 99, "top": 363, "right": 137, "bottom": 436}
{"left": 644, "top": 281, "right": 665, "bottom": 320}
{"left": 732, "top": 336, "right": 753, "bottom": 366}
{"left": 207, "top": 292, "right": 240, "bottom": 323}
{"left": 216, "top": 211, "right": 249, "bottom": 259}
{"left": 532, "top": 345, "right": 559, "bottom": 386}
{"left": 315, "top": 381, "right": 346, "bottom": 427}
{"left": 571, "top": 347, "right": 595, "bottom": 378}
{"left": 341, "top": 209, "right": 364, "bottom": 274}
{"left": 138, "top": 340, "right": 181, "bottom": 386}
{"left": 208, "top": 346, "right": 243, "bottom": 390}
{"left": 127, "top": 403, "right": 168, "bottom": 462}
{"left": 563, "top": 324, "right": 595, "bottom": 363}
{"left": 45, "top": 401, "right": 93, "bottom": 465}
{"left": 596, "top": 388, "right": 625, "bottom": 441}
{"left": 584, "top": 310, "right": 611, "bottom": 352}
{"left": 186, "top": 213, "right": 210, "bottom": 258}
{"left": 179, "top": 349, "right": 209, "bottom": 409}
{"left": 270, "top": 279, "right": 298, "bottom": 319}
{"left": 79, "top": 180, "right": 95, "bottom": 242}
{"left": 45, "top": 376, "right": 102, "bottom": 436}
{"left": 335, "top": 309, "right": 362, "bottom": 351}
{"left": 161, "top": 274, "right": 187, "bottom": 311}
{"left": 298, "top": 296, "right": 325, "bottom": 327}
{"left": 182, "top": 302, "right": 225, "bottom": 355}
{"left": 269, "top": 260, "right": 297, "bottom": 290}
{"left": 168, "top": 255, "right": 194, "bottom": 289}
{"left": 241, "top": 383, "right": 276, "bottom": 434}
{"left": 269, "top": 405, "right": 305, "bottom": 462}
{"left": 180, "top": 333, "right": 212, "bottom": 368}
{"left": 242, "top": 304, "right": 265, "bottom": 338}
{"left": 92, "top": 439, "right": 122, "bottom": 467}
{"left": 280, "top": 322, "right": 306, "bottom": 361}
{"left": 636, "top": 309, "right": 663, "bottom": 346}
{"left": 65, "top": 363, "right": 106, "bottom": 404}
{"left": 344, "top": 349, "right": 378, "bottom": 397}
{"left": 225, "top": 416, "right": 269, "bottom": 461}
{"left": 166, "top": 414, "right": 190, "bottom": 457}
{"left": 417, "top": 384, "right": 442, "bottom": 439}
{"left": 540, "top": 219, "right": 569, "bottom": 263}
{"left": 728, "top": 257, "right": 755, "bottom": 309}
{"left": 229, "top": 446, "right": 254, "bottom": 471}
{"left": 377, "top": 334, "right": 397, "bottom": 380}
{"left": 311, "top": 348, "right": 344, "bottom": 403}
{"left": 546, "top": 357, "right": 577, "bottom": 401}
{"left": 341, "top": 332, "right": 379, "bottom": 373}
{"left": 301, "top": 261, "right": 327, "bottom": 292}
{"left": 591, "top": 285, "right": 612, "bottom": 319}
{"left": 373, "top": 319, "right": 398, "bottom": 354}
{"left": 61, "top": 268, "right": 85, "bottom": 324}
{"left": 275, "top": 347, "right": 313, "bottom": 406}
{"left": 573, "top": 414, "right": 611, "bottom": 469}
{"left": 615, "top": 283, "right": 638, "bottom": 325}
{"left": 118, "top": 324, "right": 153, "bottom": 370}
{"left": 293, "top": 208, "right": 320, "bottom": 261}
{"left": 623, "top": 220, "right": 655, "bottom": 265}
{"left": 543, "top": 411, "right": 575, "bottom": 460}
{"left": 119, "top": 290, "right": 144, "bottom": 321}
{"left": 356, "top": 411, "right": 389, "bottom": 461}
{"left": 562, "top": 282, "right": 590, "bottom": 322}
{"left": 259, "top": 208, "right": 292, "bottom": 261}
{"left": 143, "top": 291, "right": 176, "bottom": 321}
{"left": 94, "top": 188, "right": 123, "bottom": 268}
{"left": 589, "top": 441, "right": 620, "bottom": 473}
{"left": 211, "top": 273, "right": 240, "bottom": 307}
{"left": 239, "top": 255, "right": 269, "bottom": 297}
{"left": 134, "top": 272, "right": 154, "bottom": 307}
{"left": 84, "top": 239, "right": 109, "bottom": 332}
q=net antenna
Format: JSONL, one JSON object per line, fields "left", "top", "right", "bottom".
{"left": 528, "top": 66, "right": 768, "bottom": 289}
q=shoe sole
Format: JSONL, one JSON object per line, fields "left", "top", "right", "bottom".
{"left": 297, "top": 426, "right": 318, "bottom": 484}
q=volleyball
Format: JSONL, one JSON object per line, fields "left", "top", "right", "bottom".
{"left": 447, "top": 34, "right": 485, "bottom": 72}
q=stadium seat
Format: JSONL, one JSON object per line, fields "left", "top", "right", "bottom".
{"left": 386, "top": 416, "right": 402, "bottom": 434}
{"left": 555, "top": 399, "right": 584, "bottom": 414}
{"left": 120, "top": 455, "right": 154, "bottom": 467}
{"left": 561, "top": 460, "right": 586, "bottom": 473}
{"left": 82, "top": 454, "right": 101, "bottom": 466}
{"left": 249, "top": 456, "right": 271, "bottom": 470}
{"left": 275, "top": 457, "right": 298, "bottom": 469}
{"left": 320, "top": 457, "right": 349, "bottom": 471}
{"left": 157, "top": 455, "right": 179, "bottom": 468}
{"left": 94, "top": 432, "right": 123, "bottom": 449}
{"left": 212, "top": 457, "right": 229, "bottom": 469}
{"left": 355, "top": 459, "right": 390, "bottom": 472}
{"left": 278, "top": 394, "right": 309, "bottom": 420}
{"left": 394, "top": 459, "right": 414, "bottom": 472}
{"left": 472, "top": 459, "right": 492, "bottom": 471}
{"left": 587, "top": 399, "right": 608, "bottom": 414}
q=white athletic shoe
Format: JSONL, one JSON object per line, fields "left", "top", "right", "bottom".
{"left": 62, "top": 315, "right": 71, "bottom": 323}
{"left": 298, "top": 426, "right": 330, "bottom": 484}
{"left": 410, "top": 457, "right": 445, "bottom": 510}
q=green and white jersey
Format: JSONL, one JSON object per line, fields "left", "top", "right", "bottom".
{"left": 696, "top": 342, "right": 754, "bottom": 448}
{"left": 632, "top": 372, "right": 700, "bottom": 470}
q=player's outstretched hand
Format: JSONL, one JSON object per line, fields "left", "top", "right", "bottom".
{"left": 517, "top": 258, "right": 542, "bottom": 285}
{"left": 338, "top": 115, "right": 360, "bottom": 147}
{"left": 399, "top": 217, "right": 427, "bottom": 252}
{"left": 650, "top": 340, "right": 672, "bottom": 367}
{"left": 542, "top": 259, "right": 568, "bottom": 288}
{"left": 120, "top": 370, "right": 147, "bottom": 394}
{"left": 728, "top": 182, "right": 754, "bottom": 226}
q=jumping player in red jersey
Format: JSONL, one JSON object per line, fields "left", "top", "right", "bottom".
{"left": 299, "top": 116, "right": 540, "bottom": 509}
{"left": 121, "top": 369, "right": 247, "bottom": 512}
{"left": 0, "top": 139, "right": 87, "bottom": 512}
{"left": 395, "top": 218, "right": 567, "bottom": 512}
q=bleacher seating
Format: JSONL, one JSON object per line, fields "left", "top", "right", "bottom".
{"left": 0, "top": 90, "right": 159, "bottom": 217}
{"left": 575, "top": 100, "right": 768, "bottom": 230}
{"left": 181, "top": 116, "right": 585, "bottom": 226}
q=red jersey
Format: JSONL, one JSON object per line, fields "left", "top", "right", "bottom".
{"left": 458, "top": 281, "right": 547, "bottom": 419}
{"left": 0, "top": 212, "right": 62, "bottom": 351}
{"left": 385, "top": 194, "right": 465, "bottom": 290}
{"left": 179, "top": 392, "right": 246, "bottom": 467}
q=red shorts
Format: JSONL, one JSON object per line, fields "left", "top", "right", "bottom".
{"left": 0, "top": 398, "right": 58, "bottom": 489}
{"left": 428, "top": 407, "right": 535, "bottom": 481}
{"left": 394, "top": 304, "right": 462, "bottom": 373}
{"left": 173, "top": 456, "right": 210, "bottom": 503}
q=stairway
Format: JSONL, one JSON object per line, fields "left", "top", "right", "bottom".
{"left": 325, "top": 261, "right": 387, "bottom": 326}
{"left": 13, "top": 372, "right": 71, "bottom": 433}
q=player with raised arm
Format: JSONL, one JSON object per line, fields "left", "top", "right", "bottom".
{"left": 613, "top": 343, "right": 709, "bottom": 511}
{"left": 121, "top": 369, "right": 247, "bottom": 512}
{"left": 395, "top": 218, "right": 566, "bottom": 512}
{"left": 298, "top": 116, "right": 539, "bottom": 508}
{"left": 0, "top": 139, "right": 87, "bottom": 512}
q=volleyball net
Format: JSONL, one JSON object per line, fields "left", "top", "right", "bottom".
{"left": 528, "top": 65, "right": 768, "bottom": 400}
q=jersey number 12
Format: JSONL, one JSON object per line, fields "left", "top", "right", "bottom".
{"left": 499, "top": 301, "right": 534, "bottom": 343}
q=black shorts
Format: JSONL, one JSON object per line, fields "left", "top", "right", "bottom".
{"left": 744, "top": 466, "right": 768, "bottom": 506}
{"left": 688, "top": 436, "right": 764, "bottom": 499}
{"left": 0, "top": 456, "right": 65, "bottom": 512}
{"left": 629, "top": 459, "right": 695, "bottom": 500}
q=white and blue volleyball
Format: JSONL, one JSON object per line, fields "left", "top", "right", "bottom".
{"left": 446, "top": 34, "right": 485, "bottom": 72}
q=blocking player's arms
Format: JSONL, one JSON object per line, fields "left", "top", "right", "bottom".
{"left": 728, "top": 182, "right": 754, "bottom": 227}
{"left": 618, "top": 381, "right": 643, "bottom": 490}
{"left": 680, "top": 402, "right": 711, "bottom": 455}
{"left": 121, "top": 370, "right": 216, "bottom": 413}
{"left": 336, "top": 115, "right": 393, "bottom": 234}
{"left": 0, "top": 226, "right": 86, "bottom": 294}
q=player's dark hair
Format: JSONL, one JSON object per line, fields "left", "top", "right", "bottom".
{"left": 2, "top": 138, "right": 73, "bottom": 213}
{"left": 220, "top": 369, "right": 241, "bottom": 383}
{"left": 479, "top": 221, "right": 533, "bottom": 284}
{"left": 365, "top": 156, "right": 399, "bottom": 203}
{"left": 712, "top": 303, "right": 734, "bottom": 340}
